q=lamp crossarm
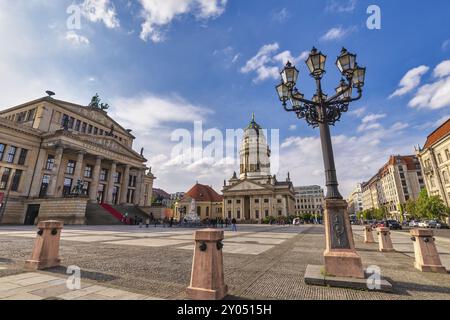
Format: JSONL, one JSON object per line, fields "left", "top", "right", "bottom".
{"left": 326, "top": 87, "right": 363, "bottom": 106}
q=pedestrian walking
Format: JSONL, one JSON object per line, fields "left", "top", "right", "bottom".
{"left": 231, "top": 218, "right": 237, "bottom": 232}
{"left": 146, "top": 218, "right": 150, "bottom": 228}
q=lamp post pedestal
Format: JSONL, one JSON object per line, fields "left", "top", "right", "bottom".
{"left": 322, "top": 199, "right": 364, "bottom": 278}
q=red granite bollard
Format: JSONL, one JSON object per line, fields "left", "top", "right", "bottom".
{"left": 364, "top": 225, "right": 375, "bottom": 243}
{"left": 186, "top": 229, "right": 228, "bottom": 300}
{"left": 410, "top": 228, "right": 447, "bottom": 273}
{"left": 24, "top": 220, "right": 63, "bottom": 271}
{"left": 377, "top": 227, "right": 394, "bottom": 252}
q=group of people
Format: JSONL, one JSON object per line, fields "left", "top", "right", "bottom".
{"left": 201, "top": 217, "right": 238, "bottom": 231}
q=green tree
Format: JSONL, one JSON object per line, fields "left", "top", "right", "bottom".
{"left": 405, "top": 199, "right": 418, "bottom": 219}
{"left": 416, "top": 189, "right": 449, "bottom": 220}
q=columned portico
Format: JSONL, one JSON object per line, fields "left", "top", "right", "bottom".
{"left": 89, "top": 156, "right": 102, "bottom": 201}
{"left": 73, "top": 151, "right": 85, "bottom": 184}
{"left": 47, "top": 146, "right": 64, "bottom": 197}
{"left": 106, "top": 161, "right": 117, "bottom": 204}
{"left": 120, "top": 164, "right": 130, "bottom": 204}
{"left": 134, "top": 169, "right": 144, "bottom": 206}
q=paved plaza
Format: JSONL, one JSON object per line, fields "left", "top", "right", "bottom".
{"left": 0, "top": 224, "right": 449, "bottom": 300}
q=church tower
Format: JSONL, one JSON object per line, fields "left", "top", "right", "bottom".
{"left": 239, "top": 114, "right": 271, "bottom": 179}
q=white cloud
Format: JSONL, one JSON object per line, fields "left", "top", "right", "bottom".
{"left": 320, "top": 26, "right": 356, "bottom": 41}
{"left": 361, "top": 113, "right": 386, "bottom": 123}
{"left": 272, "top": 8, "right": 290, "bottom": 23}
{"left": 64, "top": 31, "right": 90, "bottom": 46}
{"left": 409, "top": 76, "right": 450, "bottom": 109}
{"left": 138, "top": 0, "right": 227, "bottom": 42}
{"left": 81, "top": 0, "right": 120, "bottom": 29}
{"left": 349, "top": 107, "right": 365, "bottom": 118}
{"left": 280, "top": 119, "right": 421, "bottom": 198}
{"left": 111, "top": 93, "right": 213, "bottom": 132}
{"left": 433, "top": 60, "right": 450, "bottom": 78}
{"left": 241, "top": 43, "right": 308, "bottom": 83}
{"left": 325, "top": 0, "right": 357, "bottom": 13}
{"left": 389, "top": 65, "right": 430, "bottom": 98}
{"left": 289, "top": 124, "right": 297, "bottom": 131}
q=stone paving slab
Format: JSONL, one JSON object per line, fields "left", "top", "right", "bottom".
{"left": 62, "top": 235, "right": 132, "bottom": 243}
{"left": 1, "top": 225, "right": 450, "bottom": 300}
{"left": 102, "top": 238, "right": 191, "bottom": 247}
{"left": 224, "top": 236, "right": 287, "bottom": 245}
{"left": 177, "top": 242, "right": 274, "bottom": 255}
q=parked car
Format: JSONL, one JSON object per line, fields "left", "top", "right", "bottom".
{"left": 418, "top": 221, "right": 428, "bottom": 228}
{"left": 439, "top": 222, "right": 449, "bottom": 229}
{"left": 387, "top": 220, "right": 402, "bottom": 230}
{"left": 427, "top": 220, "right": 440, "bottom": 228}
{"left": 409, "top": 220, "right": 420, "bottom": 227}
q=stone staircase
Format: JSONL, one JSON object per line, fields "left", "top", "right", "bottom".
{"left": 111, "top": 205, "right": 150, "bottom": 222}
{"left": 85, "top": 203, "right": 123, "bottom": 225}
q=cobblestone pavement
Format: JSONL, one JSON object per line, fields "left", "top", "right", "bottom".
{"left": 0, "top": 224, "right": 449, "bottom": 300}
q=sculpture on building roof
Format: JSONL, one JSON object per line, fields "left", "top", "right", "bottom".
{"left": 88, "top": 93, "right": 109, "bottom": 111}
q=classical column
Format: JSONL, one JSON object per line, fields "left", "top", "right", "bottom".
{"left": 89, "top": 156, "right": 102, "bottom": 201}
{"left": 47, "top": 146, "right": 64, "bottom": 197}
{"left": 73, "top": 151, "right": 85, "bottom": 184}
{"left": 134, "top": 169, "right": 144, "bottom": 206}
{"left": 27, "top": 149, "right": 48, "bottom": 197}
{"left": 120, "top": 165, "right": 130, "bottom": 204}
{"left": 106, "top": 161, "right": 117, "bottom": 204}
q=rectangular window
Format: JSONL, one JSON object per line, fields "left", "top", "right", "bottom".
{"left": 26, "top": 109, "right": 36, "bottom": 121}
{"left": 61, "top": 114, "right": 69, "bottom": 126}
{"left": 255, "top": 210, "right": 259, "bottom": 219}
{"left": 0, "top": 144, "right": 5, "bottom": 161}
{"left": 100, "top": 169, "right": 108, "bottom": 181}
{"left": 128, "top": 175, "right": 136, "bottom": 187}
{"left": 114, "top": 172, "right": 121, "bottom": 184}
{"left": 254, "top": 199, "right": 259, "bottom": 203}
{"left": 10, "top": 170, "right": 23, "bottom": 191}
{"left": 264, "top": 199, "right": 269, "bottom": 203}
{"left": 227, "top": 199, "right": 232, "bottom": 204}
{"left": 81, "top": 122, "right": 87, "bottom": 133}
{"left": 18, "top": 149, "right": 28, "bottom": 165}
{"left": 236, "top": 199, "right": 241, "bottom": 204}
{"left": 265, "top": 210, "right": 269, "bottom": 217}
{"left": 438, "top": 154, "right": 443, "bottom": 164}
{"left": 84, "top": 165, "right": 93, "bottom": 178}
{"left": 75, "top": 120, "right": 81, "bottom": 131}
{"left": 88, "top": 125, "right": 93, "bottom": 134}
{"left": 99, "top": 129, "right": 104, "bottom": 135}
{"left": 63, "top": 178, "right": 73, "bottom": 196}
{"left": 0, "top": 168, "right": 11, "bottom": 189}
{"left": 68, "top": 117, "right": 75, "bottom": 129}
{"left": 40, "top": 174, "right": 50, "bottom": 197}
{"left": 7, "top": 146, "right": 17, "bottom": 163}
{"left": 93, "top": 127, "right": 98, "bottom": 135}
{"left": 46, "top": 155, "right": 55, "bottom": 170}
{"left": 277, "top": 199, "right": 282, "bottom": 204}
{"left": 66, "top": 160, "right": 76, "bottom": 175}
{"left": 237, "top": 210, "right": 241, "bottom": 219}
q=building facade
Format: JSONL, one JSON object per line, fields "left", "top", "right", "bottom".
{"left": 416, "top": 118, "right": 450, "bottom": 206}
{"left": 174, "top": 183, "right": 223, "bottom": 221}
{"left": 347, "top": 183, "right": 363, "bottom": 215}
{"left": 294, "top": 185, "right": 324, "bottom": 216}
{"left": 0, "top": 95, "right": 154, "bottom": 225}
{"left": 361, "top": 155, "right": 425, "bottom": 218}
{"left": 222, "top": 115, "right": 295, "bottom": 222}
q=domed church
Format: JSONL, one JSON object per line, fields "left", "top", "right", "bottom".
{"left": 222, "top": 115, "right": 295, "bottom": 222}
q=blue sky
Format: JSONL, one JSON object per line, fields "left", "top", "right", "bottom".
{"left": 1, "top": 0, "right": 450, "bottom": 196}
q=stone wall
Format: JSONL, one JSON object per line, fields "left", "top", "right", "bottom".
{"left": 1, "top": 199, "right": 26, "bottom": 224}
{"left": 35, "top": 198, "right": 88, "bottom": 225}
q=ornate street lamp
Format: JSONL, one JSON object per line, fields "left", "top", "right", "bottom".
{"left": 275, "top": 47, "right": 366, "bottom": 280}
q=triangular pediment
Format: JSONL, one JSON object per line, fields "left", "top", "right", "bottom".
{"left": 77, "top": 134, "right": 142, "bottom": 159}
{"left": 50, "top": 99, "right": 131, "bottom": 137}
{"left": 226, "top": 180, "right": 270, "bottom": 192}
